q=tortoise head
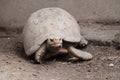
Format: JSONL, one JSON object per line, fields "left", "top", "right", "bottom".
{"left": 47, "top": 35, "right": 63, "bottom": 49}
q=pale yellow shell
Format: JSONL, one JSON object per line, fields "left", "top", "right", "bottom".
{"left": 23, "top": 7, "right": 81, "bottom": 56}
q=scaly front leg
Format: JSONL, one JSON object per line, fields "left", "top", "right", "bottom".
{"left": 35, "top": 43, "right": 46, "bottom": 63}
{"left": 68, "top": 46, "right": 93, "bottom": 60}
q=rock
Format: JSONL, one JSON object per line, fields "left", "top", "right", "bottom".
{"left": 109, "top": 63, "right": 114, "bottom": 67}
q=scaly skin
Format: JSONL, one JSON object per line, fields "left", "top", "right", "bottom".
{"left": 68, "top": 46, "right": 93, "bottom": 60}
{"left": 67, "top": 36, "right": 93, "bottom": 61}
{"left": 35, "top": 43, "right": 46, "bottom": 63}
{"left": 35, "top": 35, "right": 93, "bottom": 63}
{"left": 79, "top": 36, "right": 88, "bottom": 47}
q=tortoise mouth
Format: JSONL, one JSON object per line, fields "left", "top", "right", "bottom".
{"left": 50, "top": 43, "right": 62, "bottom": 48}
{"left": 47, "top": 43, "right": 62, "bottom": 52}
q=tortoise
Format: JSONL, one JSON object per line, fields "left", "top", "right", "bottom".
{"left": 22, "top": 7, "right": 93, "bottom": 63}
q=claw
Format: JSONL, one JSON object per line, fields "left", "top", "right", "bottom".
{"left": 35, "top": 54, "right": 43, "bottom": 64}
{"left": 68, "top": 57, "right": 79, "bottom": 61}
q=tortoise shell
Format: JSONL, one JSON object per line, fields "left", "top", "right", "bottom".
{"left": 23, "top": 7, "right": 81, "bottom": 56}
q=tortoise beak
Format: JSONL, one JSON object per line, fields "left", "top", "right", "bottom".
{"left": 51, "top": 43, "right": 62, "bottom": 48}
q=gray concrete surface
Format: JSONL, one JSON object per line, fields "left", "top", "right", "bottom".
{"left": 0, "top": 1, "right": 120, "bottom": 79}
{"left": 0, "top": 31, "right": 120, "bottom": 80}
{"left": 0, "top": 0, "right": 120, "bottom": 44}
{"left": 80, "top": 23, "right": 120, "bottom": 43}
{"left": 79, "top": 23, "right": 120, "bottom": 44}
{"left": 0, "top": 0, "right": 120, "bottom": 28}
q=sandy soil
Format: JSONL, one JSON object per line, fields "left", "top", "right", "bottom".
{"left": 0, "top": 28, "right": 120, "bottom": 80}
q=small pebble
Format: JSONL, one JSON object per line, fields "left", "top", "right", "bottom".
{"left": 19, "top": 67, "right": 22, "bottom": 70}
{"left": 18, "top": 60, "right": 21, "bottom": 63}
{"left": 62, "top": 62, "right": 66, "bottom": 64}
{"left": 32, "top": 73, "right": 37, "bottom": 77}
{"left": 51, "top": 79, "right": 55, "bottom": 80}
{"left": 1, "top": 71, "right": 3, "bottom": 72}
{"left": 87, "top": 69, "right": 91, "bottom": 72}
{"left": 106, "top": 77, "right": 108, "bottom": 79}
{"left": 7, "top": 37, "right": 10, "bottom": 40}
{"left": 94, "top": 67, "right": 98, "bottom": 70}
{"left": 109, "top": 63, "right": 114, "bottom": 67}
{"left": 107, "top": 56, "right": 118, "bottom": 61}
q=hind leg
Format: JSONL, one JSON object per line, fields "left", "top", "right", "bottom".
{"left": 35, "top": 43, "right": 46, "bottom": 63}
{"left": 79, "top": 36, "right": 88, "bottom": 47}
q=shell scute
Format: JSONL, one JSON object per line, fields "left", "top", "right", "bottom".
{"left": 23, "top": 7, "right": 81, "bottom": 56}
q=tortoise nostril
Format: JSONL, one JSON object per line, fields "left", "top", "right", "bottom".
{"left": 54, "top": 38, "right": 58, "bottom": 42}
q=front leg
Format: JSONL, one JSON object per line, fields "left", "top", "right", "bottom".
{"left": 35, "top": 43, "right": 46, "bottom": 63}
{"left": 68, "top": 46, "right": 93, "bottom": 60}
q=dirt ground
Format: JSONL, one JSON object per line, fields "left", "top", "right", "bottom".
{"left": 0, "top": 27, "right": 120, "bottom": 80}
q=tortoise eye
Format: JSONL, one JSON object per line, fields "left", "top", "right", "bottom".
{"left": 50, "top": 39, "right": 54, "bottom": 42}
{"left": 59, "top": 38, "right": 62, "bottom": 40}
